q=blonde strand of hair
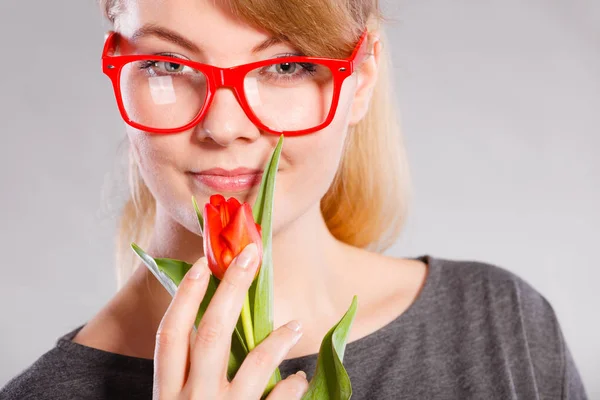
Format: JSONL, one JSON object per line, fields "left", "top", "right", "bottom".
{"left": 115, "top": 152, "right": 156, "bottom": 289}
{"left": 104, "top": 1, "right": 411, "bottom": 287}
{"left": 321, "top": 28, "right": 412, "bottom": 253}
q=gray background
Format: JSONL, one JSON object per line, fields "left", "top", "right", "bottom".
{"left": 0, "top": 0, "right": 598, "bottom": 396}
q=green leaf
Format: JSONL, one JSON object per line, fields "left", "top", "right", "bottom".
{"left": 130, "top": 243, "right": 248, "bottom": 381}
{"left": 251, "top": 134, "right": 284, "bottom": 340}
{"left": 227, "top": 321, "right": 250, "bottom": 381}
{"left": 250, "top": 135, "right": 284, "bottom": 395}
{"left": 191, "top": 196, "right": 204, "bottom": 236}
{"left": 301, "top": 295, "right": 359, "bottom": 400}
{"left": 130, "top": 242, "right": 181, "bottom": 296}
{"left": 252, "top": 135, "right": 284, "bottom": 224}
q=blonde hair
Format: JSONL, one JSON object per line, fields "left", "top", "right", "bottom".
{"left": 100, "top": 0, "right": 412, "bottom": 289}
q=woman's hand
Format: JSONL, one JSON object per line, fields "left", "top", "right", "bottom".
{"left": 153, "top": 243, "right": 308, "bottom": 399}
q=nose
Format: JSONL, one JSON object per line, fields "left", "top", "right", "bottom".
{"left": 195, "top": 87, "right": 260, "bottom": 146}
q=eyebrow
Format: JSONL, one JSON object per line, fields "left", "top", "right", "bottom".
{"left": 130, "top": 24, "right": 284, "bottom": 55}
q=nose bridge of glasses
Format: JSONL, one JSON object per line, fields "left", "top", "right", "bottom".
{"left": 204, "top": 66, "right": 253, "bottom": 124}
{"left": 207, "top": 66, "right": 248, "bottom": 110}
{"left": 211, "top": 66, "right": 241, "bottom": 89}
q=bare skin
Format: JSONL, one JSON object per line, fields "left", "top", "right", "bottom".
{"left": 73, "top": 1, "right": 429, "bottom": 396}
{"left": 73, "top": 202, "right": 428, "bottom": 362}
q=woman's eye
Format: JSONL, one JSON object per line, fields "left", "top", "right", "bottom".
{"left": 263, "top": 62, "right": 317, "bottom": 77}
{"left": 156, "top": 61, "right": 187, "bottom": 73}
{"left": 139, "top": 59, "right": 191, "bottom": 75}
{"left": 163, "top": 61, "right": 184, "bottom": 73}
{"left": 274, "top": 62, "right": 297, "bottom": 74}
{"left": 257, "top": 61, "right": 318, "bottom": 85}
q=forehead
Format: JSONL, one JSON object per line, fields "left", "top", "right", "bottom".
{"left": 119, "top": 0, "right": 274, "bottom": 57}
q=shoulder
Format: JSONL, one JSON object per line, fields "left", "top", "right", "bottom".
{"left": 1, "top": 347, "right": 73, "bottom": 400}
{"left": 0, "top": 326, "right": 153, "bottom": 400}
{"left": 429, "top": 256, "right": 562, "bottom": 343}
{"left": 425, "top": 256, "right": 588, "bottom": 398}
{"left": 431, "top": 256, "right": 555, "bottom": 317}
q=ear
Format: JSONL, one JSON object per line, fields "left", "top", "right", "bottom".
{"left": 348, "top": 35, "right": 382, "bottom": 126}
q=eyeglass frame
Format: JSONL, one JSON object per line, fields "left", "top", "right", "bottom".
{"left": 101, "top": 29, "right": 370, "bottom": 136}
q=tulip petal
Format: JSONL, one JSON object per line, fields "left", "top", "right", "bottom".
{"left": 210, "top": 193, "right": 226, "bottom": 207}
{"left": 221, "top": 247, "right": 234, "bottom": 269}
{"left": 226, "top": 197, "right": 242, "bottom": 223}
{"left": 220, "top": 203, "right": 263, "bottom": 261}
{"left": 203, "top": 202, "right": 228, "bottom": 279}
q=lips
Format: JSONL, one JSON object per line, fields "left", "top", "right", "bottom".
{"left": 197, "top": 167, "right": 262, "bottom": 177}
{"left": 190, "top": 167, "right": 264, "bottom": 192}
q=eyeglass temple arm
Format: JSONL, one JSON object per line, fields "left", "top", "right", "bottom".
{"left": 102, "top": 31, "right": 118, "bottom": 58}
{"left": 349, "top": 30, "right": 370, "bottom": 72}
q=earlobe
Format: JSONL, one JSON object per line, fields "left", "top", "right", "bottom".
{"left": 348, "top": 36, "right": 381, "bottom": 126}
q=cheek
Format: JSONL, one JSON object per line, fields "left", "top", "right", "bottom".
{"left": 128, "top": 128, "right": 177, "bottom": 177}
{"left": 286, "top": 75, "right": 357, "bottom": 183}
{"left": 127, "top": 127, "right": 193, "bottom": 216}
{"left": 271, "top": 76, "right": 358, "bottom": 229}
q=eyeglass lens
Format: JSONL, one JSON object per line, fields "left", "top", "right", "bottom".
{"left": 119, "top": 59, "right": 335, "bottom": 132}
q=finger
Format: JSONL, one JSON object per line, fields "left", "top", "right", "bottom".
{"left": 188, "top": 243, "right": 260, "bottom": 390}
{"left": 153, "top": 257, "right": 210, "bottom": 399}
{"left": 265, "top": 371, "right": 309, "bottom": 400}
{"left": 229, "top": 320, "right": 304, "bottom": 399}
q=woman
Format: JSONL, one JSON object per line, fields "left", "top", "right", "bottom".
{"left": 0, "top": 0, "right": 588, "bottom": 399}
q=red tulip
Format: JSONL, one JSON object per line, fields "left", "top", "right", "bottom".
{"left": 203, "top": 194, "right": 263, "bottom": 280}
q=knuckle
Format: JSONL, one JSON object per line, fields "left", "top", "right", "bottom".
{"left": 155, "top": 327, "right": 179, "bottom": 347}
{"left": 249, "top": 347, "right": 276, "bottom": 368}
{"left": 195, "top": 319, "right": 224, "bottom": 346}
{"left": 220, "top": 273, "right": 244, "bottom": 292}
{"left": 221, "top": 262, "right": 254, "bottom": 289}
{"left": 184, "top": 385, "right": 205, "bottom": 400}
{"left": 220, "top": 277, "right": 239, "bottom": 292}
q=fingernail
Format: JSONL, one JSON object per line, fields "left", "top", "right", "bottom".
{"left": 236, "top": 243, "right": 257, "bottom": 269}
{"left": 189, "top": 258, "right": 207, "bottom": 279}
{"left": 285, "top": 320, "right": 302, "bottom": 332}
{"left": 296, "top": 370, "right": 307, "bottom": 379}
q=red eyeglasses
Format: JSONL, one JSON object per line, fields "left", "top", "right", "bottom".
{"left": 102, "top": 30, "right": 369, "bottom": 136}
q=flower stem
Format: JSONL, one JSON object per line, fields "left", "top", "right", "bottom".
{"left": 242, "top": 292, "right": 255, "bottom": 351}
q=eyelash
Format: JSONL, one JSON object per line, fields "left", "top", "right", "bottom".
{"left": 136, "top": 52, "right": 319, "bottom": 81}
